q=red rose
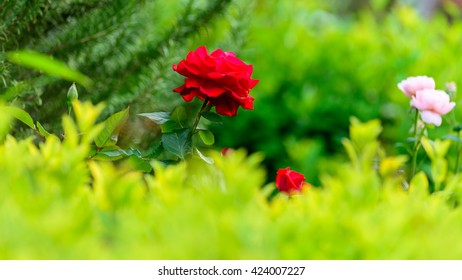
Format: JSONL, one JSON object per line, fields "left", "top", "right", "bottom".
{"left": 276, "top": 167, "right": 307, "bottom": 194}
{"left": 172, "top": 46, "right": 259, "bottom": 116}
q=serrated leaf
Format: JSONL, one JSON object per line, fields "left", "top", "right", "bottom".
{"left": 36, "top": 121, "right": 51, "bottom": 137}
{"left": 201, "top": 111, "right": 222, "bottom": 124}
{"left": 93, "top": 146, "right": 125, "bottom": 161}
{"left": 6, "top": 50, "right": 92, "bottom": 88}
{"left": 4, "top": 106, "right": 35, "bottom": 129}
{"left": 160, "top": 120, "right": 181, "bottom": 133}
{"left": 94, "top": 147, "right": 142, "bottom": 161}
{"left": 194, "top": 148, "right": 214, "bottom": 164}
{"left": 128, "top": 155, "right": 152, "bottom": 173}
{"left": 161, "top": 128, "right": 192, "bottom": 160}
{"left": 144, "top": 140, "right": 163, "bottom": 159}
{"left": 138, "top": 112, "right": 170, "bottom": 125}
{"left": 95, "top": 108, "right": 129, "bottom": 147}
{"left": 198, "top": 129, "right": 215, "bottom": 145}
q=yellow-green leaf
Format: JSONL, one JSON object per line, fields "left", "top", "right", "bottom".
{"left": 36, "top": 121, "right": 51, "bottom": 137}
{"left": 4, "top": 106, "right": 35, "bottom": 129}
{"left": 198, "top": 129, "right": 215, "bottom": 145}
{"left": 6, "top": 50, "right": 92, "bottom": 88}
{"left": 420, "top": 137, "right": 435, "bottom": 160}
{"left": 410, "top": 171, "right": 429, "bottom": 197}
{"left": 95, "top": 108, "right": 129, "bottom": 147}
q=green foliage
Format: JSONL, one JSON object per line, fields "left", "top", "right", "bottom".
{"left": 1, "top": 0, "right": 239, "bottom": 131}
{"left": 3, "top": 0, "right": 462, "bottom": 260}
{"left": 212, "top": 1, "right": 462, "bottom": 182}
{"left": 1, "top": 107, "right": 462, "bottom": 259}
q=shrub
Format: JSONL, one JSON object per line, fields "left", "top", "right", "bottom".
{"left": 2, "top": 103, "right": 462, "bottom": 259}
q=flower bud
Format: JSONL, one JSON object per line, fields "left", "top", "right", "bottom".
{"left": 445, "top": 81, "right": 457, "bottom": 99}
{"left": 67, "top": 83, "right": 78, "bottom": 101}
{"left": 276, "top": 167, "right": 307, "bottom": 195}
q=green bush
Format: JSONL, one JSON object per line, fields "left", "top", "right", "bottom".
{"left": 213, "top": 2, "right": 462, "bottom": 183}
{"left": 2, "top": 103, "right": 462, "bottom": 259}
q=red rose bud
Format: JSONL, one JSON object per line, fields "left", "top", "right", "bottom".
{"left": 276, "top": 167, "right": 306, "bottom": 194}
{"left": 172, "top": 46, "right": 259, "bottom": 117}
{"left": 221, "top": 147, "right": 234, "bottom": 156}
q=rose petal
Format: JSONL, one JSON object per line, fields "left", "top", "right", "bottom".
{"left": 199, "top": 82, "right": 226, "bottom": 97}
{"left": 212, "top": 94, "right": 240, "bottom": 116}
{"left": 420, "top": 110, "right": 442, "bottom": 126}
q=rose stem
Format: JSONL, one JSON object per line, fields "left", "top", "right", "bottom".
{"left": 191, "top": 98, "right": 210, "bottom": 134}
{"left": 455, "top": 130, "right": 462, "bottom": 174}
{"left": 411, "top": 108, "right": 420, "bottom": 179}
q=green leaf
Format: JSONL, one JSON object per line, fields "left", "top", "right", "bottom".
{"left": 432, "top": 158, "right": 448, "bottom": 191}
{"left": 171, "top": 106, "right": 187, "bottom": 123}
{"left": 454, "top": 125, "right": 462, "bottom": 132}
{"left": 4, "top": 106, "right": 35, "bottom": 129}
{"left": 434, "top": 139, "right": 452, "bottom": 158}
{"left": 36, "top": 121, "right": 51, "bottom": 137}
{"left": 95, "top": 108, "right": 129, "bottom": 147}
{"left": 94, "top": 147, "right": 142, "bottom": 161}
{"left": 93, "top": 146, "right": 125, "bottom": 161}
{"left": 342, "top": 138, "right": 359, "bottom": 168}
{"left": 410, "top": 171, "right": 429, "bottom": 197}
{"left": 6, "top": 50, "right": 92, "bottom": 88}
{"left": 349, "top": 117, "right": 382, "bottom": 149}
{"left": 201, "top": 111, "right": 222, "bottom": 124}
{"left": 442, "top": 134, "right": 462, "bottom": 143}
{"left": 198, "top": 129, "right": 215, "bottom": 145}
{"left": 0, "top": 81, "right": 30, "bottom": 101}
{"left": 144, "top": 140, "right": 163, "bottom": 159}
{"left": 128, "top": 155, "right": 152, "bottom": 173}
{"left": 161, "top": 128, "right": 192, "bottom": 160}
{"left": 420, "top": 137, "right": 436, "bottom": 160}
{"left": 138, "top": 112, "right": 170, "bottom": 125}
{"left": 160, "top": 120, "right": 181, "bottom": 133}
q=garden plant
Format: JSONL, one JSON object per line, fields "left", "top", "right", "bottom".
{"left": 2, "top": 0, "right": 462, "bottom": 259}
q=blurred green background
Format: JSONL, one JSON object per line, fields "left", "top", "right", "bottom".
{"left": 2, "top": 0, "right": 462, "bottom": 183}
{"left": 4, "top": 0, "right": 462, "bottom": 260}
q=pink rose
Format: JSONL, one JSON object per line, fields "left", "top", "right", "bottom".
{"left": 411, "top": 89, "right": 456, "bottom": 126}
{"left": 398, "top": 76, "right": 435, "bottom": 98}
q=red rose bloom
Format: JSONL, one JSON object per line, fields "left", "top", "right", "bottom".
{"left": 276, "top": 167, "right": 306, "bottom": 194}
{"left": 173, "top": 46, "right": 259, "bottom": 116}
